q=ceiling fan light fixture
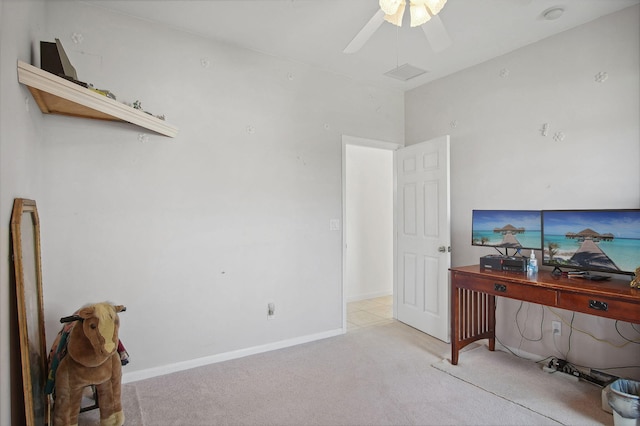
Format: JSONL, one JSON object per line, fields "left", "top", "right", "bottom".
{"left": 379, "top": 0, "right": 403, "bottom": 15}
{"left": 424, "top": 0, "right": 447, "bottom": 16}
{"left": 380, "top": 0, "right": 447, "bottom": 28}
{"left": 384, "top": 0, "right": 406, "bottom": 26}
{"left": 410, "top": 3, "right": 431, "bottom": 27}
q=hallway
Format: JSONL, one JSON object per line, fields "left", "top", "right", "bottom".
{"left": 346, "top": 295, "right": 394, "bottom": 331}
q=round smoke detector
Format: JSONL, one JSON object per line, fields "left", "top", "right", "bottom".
{"left": 542, "top": 7, "right": 565, "bottom": 21}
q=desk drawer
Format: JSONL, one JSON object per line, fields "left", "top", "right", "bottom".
{"left": 453, "top": 274, "right": 557, "bottom": 305}
{"left": 558, "top": 292, "right": 640, "bottom": 324}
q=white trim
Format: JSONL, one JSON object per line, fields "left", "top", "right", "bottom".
{"left": 122, "top": 328, "right": 344, "bottom": 383}
{"left": 341, "top": 135, "right": 401, "bottom": 332}
{"left": 392, "top": 148, "right": 398, "bottom": 321}
{"left": 342, "top": 135, "right": 401, "bottom": 151}
{"left": 493, "top": 341, "right": 547, "bottom": 362}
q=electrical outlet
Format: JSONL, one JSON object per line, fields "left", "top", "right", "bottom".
{"left": 552, "top": 320, "right": 561, "bottom": 336}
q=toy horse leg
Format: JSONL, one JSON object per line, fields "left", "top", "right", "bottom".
{"left": 53, "top": 370, "right": 69, "bottom": 426}
{"left": 96, "top": 357, "right": 124, "bottom": 426}
{"left": 95, "top": 386, "right": 125, "bottom": 426}
{"left": 67, "top": 385, "right": 86, "bottom": 426}
{"left": 110, "top": 356, "right": 124, "bottom": 423}
{"left": 52, "top": 363, "right": 84, "bottom": 426}
{"left": 95, "top": 381, "right": 115, "bottom": 426}
{"left": 52, "top": 367, "right": 71, "bottom": 426}
{"left": 53, "top": 376, "right": 84, "bottom": 425}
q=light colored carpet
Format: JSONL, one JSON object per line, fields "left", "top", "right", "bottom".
{"left": 77, "top": 321, "right": 613, "bottom": 425}
{"left": 432, "top": 345, "right": 612, "bottom": 425}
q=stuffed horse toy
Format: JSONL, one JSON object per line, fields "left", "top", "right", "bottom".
{"left": 48, "top": 302, "right": 126, "bottom": 426}
{"left": 631, "top": 266, "right": 640, "bottom": 288}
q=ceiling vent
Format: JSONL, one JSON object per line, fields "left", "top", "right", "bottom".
{"left": 384, "top": 63, "right": 428, "bottom": 81}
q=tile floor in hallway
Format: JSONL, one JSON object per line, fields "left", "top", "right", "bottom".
{"left": 347, "top": 295, "right": 394, "bottom": 331}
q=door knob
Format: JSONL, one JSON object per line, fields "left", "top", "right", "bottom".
{"left": 438, "top": 246, "right": 446, "bottom": 253}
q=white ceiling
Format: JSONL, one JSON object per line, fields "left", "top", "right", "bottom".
{"left": 83, "top": 0, "right": 640, "bottom": 91}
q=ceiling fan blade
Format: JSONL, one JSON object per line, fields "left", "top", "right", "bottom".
{"left": 343, "top": 9, "right": 386, "bottom": 54}
{"left": 421, "top": 14, "right": 452, "bottom": 53}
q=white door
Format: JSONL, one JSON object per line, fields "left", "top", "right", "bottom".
{"left": 396, "top": 135, "right": 451, "bottom": 342}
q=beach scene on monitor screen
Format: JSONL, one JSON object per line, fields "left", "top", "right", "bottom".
{"left": 472, "top": 210, "right": 542, "bottom": 249}
{"left": 542, "top": 211, "right": 640, "bottom": 273}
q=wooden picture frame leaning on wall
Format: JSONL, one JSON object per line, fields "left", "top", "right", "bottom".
{"left": 11, "top": 198, "right": 50, "bottom": 425}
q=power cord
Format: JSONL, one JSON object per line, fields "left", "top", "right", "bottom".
{"left": 541, "top": 357, "right": 623, "bottom": 387}
{"left": 547, "top": 307, "right": 640, "bottom": 347}
{"left": 495, "top": 335, "right": 640, "bottom": 380}
{"left": 515, "top": 301, "right": 544, "bottom": 342}
{"left": 615, "top": 321, "right": 640, "bottom": 344}
{"left": 499, "top": 303, "right": 640, "bottom": 379}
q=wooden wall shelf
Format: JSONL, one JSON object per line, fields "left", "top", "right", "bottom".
{"left": 17, "top": 61, "right": 178, "bottom": 138}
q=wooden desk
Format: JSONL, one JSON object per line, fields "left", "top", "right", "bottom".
{"left": 450, "top": 265, "right": 640, "bottom": 365}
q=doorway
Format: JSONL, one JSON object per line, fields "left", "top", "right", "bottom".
{"left": 342, "top": 135, "right": 451, "bottom": 340}
{"left": 342, "top": 135, "right": 400, "bottom": 331}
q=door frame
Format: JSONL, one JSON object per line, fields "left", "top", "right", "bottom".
{"left": 341, "top": 135, "right": 401, "bottom": 331}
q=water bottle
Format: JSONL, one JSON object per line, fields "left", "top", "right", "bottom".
{"left": 528, "top": 250, "right": 538, "bottom": 276}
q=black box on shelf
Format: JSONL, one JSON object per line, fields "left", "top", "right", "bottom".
{"left": 480, "top": 255, "right": 528, "bottom": 272}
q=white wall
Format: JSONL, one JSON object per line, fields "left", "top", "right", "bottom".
{"left": 406, "top": 6, "right": 640, "bottom": 379}
{"left": 3, "top": 2, "right": 638, "bottom": 423}
{"left": 35, "top": 1, "right": 404, "bottom": 379}
{"left": 0, "top": 0, "right": 46, "bottom": 424}
{"left": 345, "top": 144, "right": 394, "bottom": 301}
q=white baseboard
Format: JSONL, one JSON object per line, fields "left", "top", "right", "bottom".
{"left": 347, "top": 290, "right": 392, "bottom": 303}
{"left": 122, "top": 327, "right": 345, "bottom": 384}
{"left": 492, "top": 341, "right": 545, "bottom": 362}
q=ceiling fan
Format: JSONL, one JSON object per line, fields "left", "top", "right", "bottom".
{"left": 344, "top": 0, "right": 453, "bottom": 54}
